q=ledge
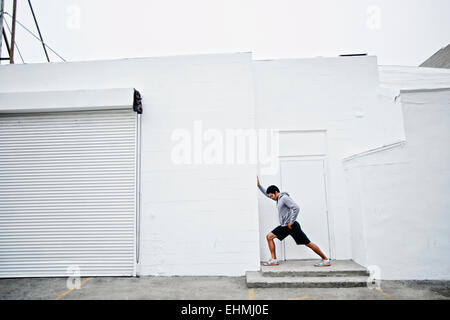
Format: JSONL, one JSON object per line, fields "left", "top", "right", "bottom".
{"left": 342, "top": 140, "right": 406, "bottom": 162}
{"left": 0, "top": 87, "right": 142, "bottom": 114}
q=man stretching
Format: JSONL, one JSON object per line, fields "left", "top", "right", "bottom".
{"left": 257, "top": 176, "right": 331, "bottom": 267}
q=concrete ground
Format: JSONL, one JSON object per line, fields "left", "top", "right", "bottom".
{"left": 0, "top": 276, "right": 449, "bottom": 300}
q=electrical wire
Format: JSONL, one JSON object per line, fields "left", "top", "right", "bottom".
{"left": 28, "top": 0, "right": 50, "bottom": 62}
{"left": 3, "top": 17, "right": 25, "bottom": 63}
{"left": 3, "top": 11, "right": 66, "bottom": 62}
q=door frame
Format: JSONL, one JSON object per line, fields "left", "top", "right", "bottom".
{"left": 0, "top": 109, "right": 139, "bottom": 277}
{"left": 134, "top": 112, "right": 142, "bottom": 276}
{"left": 0, "top": 88, "right": 141, "bottom": 277}
{"left": 278, "top": 154, "right": 334, "bottom": 260}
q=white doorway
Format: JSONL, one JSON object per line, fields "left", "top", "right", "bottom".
{"left": 279, "top": 158, "right": 331, "bottom": 260}
{"left": 257, "top": 130, "right": 333, "bottom": 262}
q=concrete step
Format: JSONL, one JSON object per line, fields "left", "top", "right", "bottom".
{"left": 260, "top": 259, "right": 370, "bottom": 277}
{"left": 245, "top": 259, "right": 370, "bottom": 288}
{"left": 246, "top": 271, "right": 369, "bottom": 288}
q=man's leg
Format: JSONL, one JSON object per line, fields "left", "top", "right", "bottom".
{"left": 266, "top": 232, "right": 278, "bottom": 260}
{"left": 305, "top": 242, "right": 328, "bottom": 260}
{"left": 290, "top": 222, "right": 329, "bottom": 261}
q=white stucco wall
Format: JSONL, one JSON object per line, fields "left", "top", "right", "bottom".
{"left": 343, "top": 87, "right": 450, "bottom": 280}
{"left": 379, "top": 65, "right": 450, "bottom": 90}
{"left": 0, "top": 52, "right": 260, "bottom": 276}
{"left": 253, "top": 56, "right": 405, "bottom": 261}
{"left": 3, "top": 54, "right": 443, "bottom": 279}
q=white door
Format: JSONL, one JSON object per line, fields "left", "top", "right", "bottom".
{"left": 280, "top": 159, "right": 330, "bottom": 260}
{"left": 0, "top": 109, "right": 138, "bottom": 277}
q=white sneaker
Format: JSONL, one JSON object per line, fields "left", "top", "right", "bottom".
{"left": 263, "top": 259, "right": 279, "bottom": 266}
{"left": 314, "top": 259, "right": 331, "bottom": 267}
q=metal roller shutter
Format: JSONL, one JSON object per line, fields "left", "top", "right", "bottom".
{"left": 0, "top": 109, "right": 137, "bottom": 277}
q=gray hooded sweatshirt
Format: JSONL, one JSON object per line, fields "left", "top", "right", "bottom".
{"left": 258, "top": 184, "right": 300, "bottom": 226}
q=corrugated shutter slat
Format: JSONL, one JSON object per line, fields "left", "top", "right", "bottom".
{"left": 0, "top": 109, "right": 136, "bottom": 278}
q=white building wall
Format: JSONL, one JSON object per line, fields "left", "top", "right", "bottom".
{"left": 379, "top": 65, "right": 450, "bottom": 90}
{"left": 343, "top": 88, "right": 450, "bottom": 280}
{"left": 253, "top": 56, "right": 405, "bottom": 261}
{"left": 0, "top": 53, "right": 260, "bottom": 276}
{"left": 3, "top": 54, "right": 444, "bottom": 278}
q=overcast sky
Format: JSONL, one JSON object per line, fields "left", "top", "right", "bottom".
{"left": 1, "top": 0, "right": 449, "bottom": 66}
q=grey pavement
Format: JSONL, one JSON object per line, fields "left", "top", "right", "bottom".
{"left": 0, "top": 276, "right": 448, "bottom": 300}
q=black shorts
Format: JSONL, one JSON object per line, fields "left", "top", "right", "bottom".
{"left": 271, "top": 221, "right": 311, "bottom": 245}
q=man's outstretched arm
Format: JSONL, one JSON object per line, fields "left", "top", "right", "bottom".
{"left": 257, "top": 176, "right": 271, "bottom": 199}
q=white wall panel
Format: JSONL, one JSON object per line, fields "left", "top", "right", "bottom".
{"left": 0, "top": 53, "right": 260, "bottom": 276}
{"left": 343, "top": 88, "right": 450, "bottom": 280}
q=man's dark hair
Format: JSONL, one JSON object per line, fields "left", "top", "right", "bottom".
{"left": 266, "top": 185, "right": 280, "bottom": 195}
